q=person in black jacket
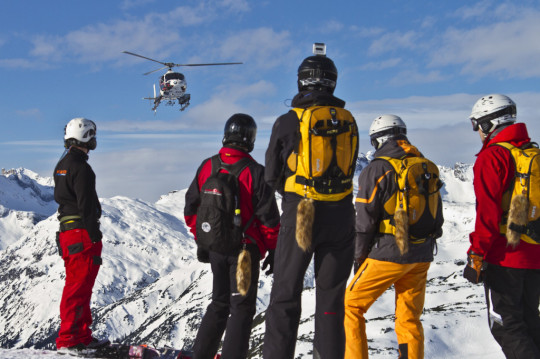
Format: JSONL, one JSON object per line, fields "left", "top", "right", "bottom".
{"left": 263, "top": 44, "right": 356, "bottom": 359}
{"left": 54, "top": 118, "right": 109, "bottom": 356}
{"left": 184, "top": 114, "right": 280, "bottom": 359}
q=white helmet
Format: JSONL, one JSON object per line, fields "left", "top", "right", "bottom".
{"left": 470, "top": 94, "right": 516, "bottom": 134}
{"left": 369, "top": 114, "right": 407, "bottom": 149}
{"left": 64, "top": 117, "right": 97, "bottom": 150}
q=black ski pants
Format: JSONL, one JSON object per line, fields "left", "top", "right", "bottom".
{"left": 193, "top": 244, "right": 260, "bottom": 359}
{"left": 484, "top": 263, "right": 540, "bottom": 359}
{"left": 263, "top": 198, "right": 355, "bottom": 359}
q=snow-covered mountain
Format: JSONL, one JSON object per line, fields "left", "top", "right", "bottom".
{"left": 0, "top": 158, "right": 507, "bottom": 358}
{"left": 0, "top": 168, "right": 56, "bottom": 250}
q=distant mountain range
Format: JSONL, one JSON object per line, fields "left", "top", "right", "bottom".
{"left": 0, "top": 158, "right": 506, "bottom": 358}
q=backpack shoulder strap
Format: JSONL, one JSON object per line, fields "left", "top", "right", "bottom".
{"left": 209, "top": 154, "right": 223, "bottom": 176}
{"left": 375, "top": 156, "right": 402, "bottom": 174}
{"left": 493, "top": 141, "right": 515, "bottom": 151}
{"left": 226, "top": 157, "right": 253, "bottom": 179}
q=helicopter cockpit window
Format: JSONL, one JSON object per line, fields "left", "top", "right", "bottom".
{"left": 165, "top": 73, "right": 185, "bottom": 81}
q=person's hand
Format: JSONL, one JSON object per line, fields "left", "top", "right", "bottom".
{"left": 353, "top": 257, "right": 366, "bottom": 274}
{"left": 463, "top": 252, "right": 484, "bottom": 284}
{"left": 197, "top": 247, "right": 210, "bottom": 263}
{"left": 262, "top": 249, "right": 275, "bottom": 275}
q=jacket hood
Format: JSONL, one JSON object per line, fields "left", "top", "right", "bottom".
{"left": 219, "top": 146, "right": 253, "bottom": 161}
{"left": 291, "top": 90, "right": 345, "bottom": 109}
{"left": 478, "top": 122, "right": 530, "bottom": 154}
{"left": 374, "top": 136, "right": 422, "bottom": 159}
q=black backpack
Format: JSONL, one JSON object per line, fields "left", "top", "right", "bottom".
{"left": 196, "top": 155, "right": 254, "bottom": 254}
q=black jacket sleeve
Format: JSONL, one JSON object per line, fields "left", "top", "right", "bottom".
{"left": 251, "top": 163, "right": 280, "bottom": 228}
{"left": 74, "top": 164, "right": 102, "bottom": 242}
{"left": 184, "top": 161, "right": 206, "bottom": 217}
{"left": 354, "top": 160, "right": 395, "bottom": 259}
{"left": 264, "top": 111, "right": 298, "bottom": 192}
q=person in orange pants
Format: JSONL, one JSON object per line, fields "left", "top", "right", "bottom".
{"left": 344, "top": 115, "right": 443, "bottom": 358}
{"left": 345, "top": 259, "right": 430, "bottom": 358}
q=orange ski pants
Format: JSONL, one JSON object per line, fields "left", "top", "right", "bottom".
{"left": 344, "top": 258, "right": 430, "bottom": 359}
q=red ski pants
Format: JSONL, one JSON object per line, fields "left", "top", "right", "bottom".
{"left": 56, "top": 228, "right": 102, "bottom": 349}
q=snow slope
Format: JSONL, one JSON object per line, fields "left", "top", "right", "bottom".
{"left": 0, "top": 161, "right": 509, "bottom": 358}
{"left": 0, "top": 168, "right": 56, "bottom": 250}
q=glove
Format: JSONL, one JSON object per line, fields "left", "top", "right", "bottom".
{"left": 262, "top": 249, "right": 275, "bottom": 275}
{"left": 197, "top": 247, "right": 210, "bottom": 263}
{"left": 353, "top": 256, "right": 366, "bottom": 274}
{"left": 463, "top": 252, "right": 485, "bottom": 284}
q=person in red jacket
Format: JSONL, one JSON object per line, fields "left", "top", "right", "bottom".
{"left": 464, "top": 94, "right": 540, "bottom": 358}
{"left": 184, "top": 114, "right": 280, "bottom": 359}
{"left": 54, "top": 118, "right": 109, "bottom": 356}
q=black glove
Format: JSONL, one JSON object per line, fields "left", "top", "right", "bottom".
{"left": 353, "top": 256, "right": 366, "bottom": 274}
{"left": 197, "top": 247, "right": 210, "bottom": 263}
{"left": 463, "top": 252, "right": 485, "bottom": 284}
{"left": 262, "top": 249, "right": 275, "bottom": 275}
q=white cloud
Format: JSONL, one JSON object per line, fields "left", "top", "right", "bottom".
{"left": 218, "top": 28, "right": 297, "bottom": 69}
{"left": 100, "top": 80, "right": 278, "bottom": 133}
{"left": 453, "top": 1, "right": 492, "bottom": 20}
{"left": 368, "top": 31, "right": 420, "bottom": 56}
{"left": 218, "top": 0, "right": 251, "bottom": 12}
{"left": 0, "top": 58, "right": 42, "bottom": 69}
{"left": 359, "top": 58, "right": 402, "bottom": 71}
{"left": 350, "top": 26, "right": 385, "bottom": 38}
{"left": 431, "top": 11, "right": 540, "bottom": 78}
{"left": 99, "top": 119, "right": 191, "bottom": 132}
{"left": 389, "top": 69, "right": 446, "bottom": 86}
{"left": 120, "top": 0, "right": 156, "bottom": 10}
{"left": 23, "top": 5, "right": 218, "bottom": 66}
{"left": 320, "top": 20, "right": 345, "bottom": 33}
{"left": 348, "top": 93, "right": 476, "bottom": 132}
{"left": 350, "top": 91, "right": 540, "bottom": 168}
{"left": 15, "top": 108, "right": 42, "bottom": 119}
{"left": 2, "top": 140, "right": 58, "bottom": 147}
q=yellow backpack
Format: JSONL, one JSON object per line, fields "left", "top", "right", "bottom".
{"left": 284, "top": 106, "right": 358, "bottom": 201}
{"left": 495, "top": 142, "right": 540, "bottom": 246}
{"left": 377, "top": 154, "right": 443, "bottom": 254}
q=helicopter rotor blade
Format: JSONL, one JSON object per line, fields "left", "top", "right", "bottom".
{"left": 122, "top": 51, "right": 169, "bottom": 66}
{"left": 171, "top": 62, "right": 243, "bottom": 67}
{"left": 143, "top": 66, "right": 170, "bottom": 76}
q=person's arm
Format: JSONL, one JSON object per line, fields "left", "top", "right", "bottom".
{"left": 183, "top": 161, "right": 208, "bottom": 239}
{"left": 73, "top": 164, "right": 102, "bottom": 242}
{"left": 354, "top": 161, "right": 394, "bottom": 265}
{"left": 252, "top": 165, "right": 281, "bottom": 252}
{"left": 265, "top": 112, "right": 297, "bottom": 192}
{"left": 468, "top": 147, "right": 513, "bottom": 257}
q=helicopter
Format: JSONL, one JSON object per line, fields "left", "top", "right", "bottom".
{"left": 123, "top": 51, "right": 242, "bottom": 112}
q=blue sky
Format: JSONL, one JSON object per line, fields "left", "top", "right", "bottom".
{"left": 1, "top": 0, "right": 540, "bottom": 201}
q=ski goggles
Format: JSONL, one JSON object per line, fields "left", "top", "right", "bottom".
{"left": 470, "top": 106, "right": 516, "bottom": 132}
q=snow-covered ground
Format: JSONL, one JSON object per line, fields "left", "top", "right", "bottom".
{"left": 0, "top": 162, "right": 512, "bottom": 358}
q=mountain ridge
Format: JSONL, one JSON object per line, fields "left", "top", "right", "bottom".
{"left": 0, "top": 159, "right": 506, "bottom": 358}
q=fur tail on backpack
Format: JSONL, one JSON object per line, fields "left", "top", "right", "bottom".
{"left": 236, "top": 248, "right": 251, "bottom": 296}
{"left": 296, "top": 198, "right": 315, "bottom": 252}
{"left": 507, "top": 194, "right": 528, "bottom": 248}
{"left": 395, "top": 208, "right": 409, "bottom": 255}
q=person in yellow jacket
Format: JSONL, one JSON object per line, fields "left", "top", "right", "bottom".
{"left": 344, "top": 115, "right": 443, "bottom": 359}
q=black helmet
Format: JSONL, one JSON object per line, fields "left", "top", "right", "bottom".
{"left": 222, "top": 113, "right": 257, "bottom": 153}
{"left": 297, "top": 55, "right": 338, "bottom": 93}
